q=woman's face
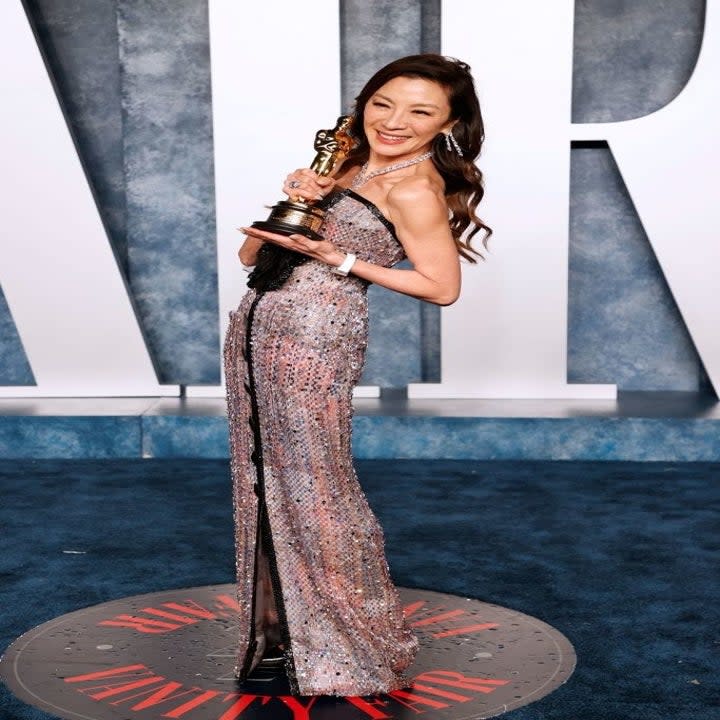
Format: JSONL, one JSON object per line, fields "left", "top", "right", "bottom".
{"left": 363, "top": 76, "right": 454, "bottom": 162}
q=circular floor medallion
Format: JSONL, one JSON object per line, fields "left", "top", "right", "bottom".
{"left": 1, "top": 584, "right": 575, "bottom": 719}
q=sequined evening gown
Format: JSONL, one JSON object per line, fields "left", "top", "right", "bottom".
{"left": 223, "top": 188, "right": 420, "bottom": 696}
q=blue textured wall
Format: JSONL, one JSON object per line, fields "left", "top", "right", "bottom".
{"left": 117, "top": 0, "right": 219, "bottom": 384}
{"left": 572, "top": 0, "right": 705, "bottom": 122}
{"left": 0, "top": 289, "right": 33, "bottom": 384}
{"left": 0, "top": 0, "right": 709, "bottom": 392}
{"left": 568, "top": 146, "right": 701, "bottom": 390}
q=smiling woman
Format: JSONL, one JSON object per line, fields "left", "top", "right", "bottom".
{"left": 365, "top": 76, "right": 454, "bottom": 158}
{"left": 224, "top": 54, "right": 490, "bottom": 697}
{"left": 340, "top": 54, "right": 491, "bottom": 262}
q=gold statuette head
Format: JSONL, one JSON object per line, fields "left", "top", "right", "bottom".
{"left": 310, "top": 115, "right": 355, "bottom": 177}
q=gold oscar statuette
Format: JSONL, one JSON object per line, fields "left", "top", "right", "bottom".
{"left": 251, "top": 116, "right": 354, "bottom": 240}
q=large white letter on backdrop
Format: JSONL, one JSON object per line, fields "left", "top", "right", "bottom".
{"left": 188, "top": 0, "right": 350, "bottom": 396}
{"left": 0, "top": 2, "right": 174, "bottom": 397}
{"left": 411, "top": 0, "right": 719, "bottom": 398}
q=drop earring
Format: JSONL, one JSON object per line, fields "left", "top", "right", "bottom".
{"left": 445, "top": 130, "right": 464, "bottom": 157}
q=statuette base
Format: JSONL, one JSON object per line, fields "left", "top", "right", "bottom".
{"left": 251, "top": 200, "right": 326, "bottom": 241}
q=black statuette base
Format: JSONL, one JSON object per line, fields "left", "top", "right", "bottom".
{"left": 251, "top": 219, "right": 322, "bottom": 241}
{"left": 251, "top": 200, "right": 326, "bottom": 241}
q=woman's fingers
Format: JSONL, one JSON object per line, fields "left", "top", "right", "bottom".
{"left": 287, "top": 235, "right": 345, "bottom": 266}
{"left": 283, "top": 169, "right": 336, "bottom": 200}
{"left": 240, "top": 228, "right": 312, "bottom": 252}
{"left": 238, "top": 227, "right": 339, "bottom": 264}
{"left": 239, "top": 227, "right": 309, "bottom": 253}
{"left": 239, "top": 226, "right": 292, "bottom": 245}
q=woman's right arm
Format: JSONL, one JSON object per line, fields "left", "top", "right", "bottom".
{"left": 237, "top": 235, "right": 263, "bottom": 266}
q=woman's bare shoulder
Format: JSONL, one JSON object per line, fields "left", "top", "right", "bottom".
{"left": 387, "top": 172, "right": 447, "bottom": 210}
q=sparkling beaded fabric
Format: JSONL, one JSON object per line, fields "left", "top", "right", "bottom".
{"left": 223, "top": 189, "right": 419, "bottom": 696}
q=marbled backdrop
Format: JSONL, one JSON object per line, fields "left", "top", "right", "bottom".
{"left": 0, "top": 0, "right": 708, "bottom": 391}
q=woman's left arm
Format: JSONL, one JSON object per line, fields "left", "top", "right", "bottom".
{"left": 353, "top": 177, "right": 461, "bottom": 305}
{"left": 239, "top": 177, "right": 461, "bottom": 306}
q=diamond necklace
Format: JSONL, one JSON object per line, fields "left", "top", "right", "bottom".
{"left": 350, "top": 151, "right": 433, "bottom": 189}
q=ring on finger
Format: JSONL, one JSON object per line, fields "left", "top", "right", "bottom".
{"left": 289, "top": 180, "right": 301, "bottom": 189}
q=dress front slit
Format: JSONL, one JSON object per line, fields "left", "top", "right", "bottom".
{"left": 224, "top": 191, "right": 420, "bottom": 696}
{"left": 239, "top": 291, "right": 299, "bottom": 691}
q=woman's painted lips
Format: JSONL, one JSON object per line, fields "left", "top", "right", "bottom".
{"left": 376, "top": 130, "right": 408, "bottom": 144}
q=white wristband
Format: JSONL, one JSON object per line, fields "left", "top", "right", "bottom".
{"left": 330, "top": 253, "right": 357, "bottom": 277}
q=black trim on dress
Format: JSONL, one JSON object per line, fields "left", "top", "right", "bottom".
{"left": 239, "top": 291, "right": 300, "bottom": 694}
{"left": 343, "top": 188, "right": 399, "bottom": 240}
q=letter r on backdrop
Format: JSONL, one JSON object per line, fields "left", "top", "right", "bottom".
{"left": 411, "top": 0, "right": 719, "bottom": 398}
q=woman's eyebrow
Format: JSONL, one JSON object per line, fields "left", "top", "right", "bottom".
{"left": 373, "top": 93, "right": 440, "bottom": 109}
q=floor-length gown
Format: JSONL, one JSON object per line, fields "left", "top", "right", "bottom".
{"left": 223, "top": 188, "right": 420, "bottom": 697}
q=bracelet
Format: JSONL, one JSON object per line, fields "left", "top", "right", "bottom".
{"left": 330, "top": 253, "right": 357, "bottom": 277}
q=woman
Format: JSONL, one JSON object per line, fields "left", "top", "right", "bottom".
{"left": 224, "top": 54, "right": 490, "bottom": 697}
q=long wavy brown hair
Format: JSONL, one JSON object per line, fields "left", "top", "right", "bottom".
{"left": 346, "top": 54, "right": 491, "bottom": 262}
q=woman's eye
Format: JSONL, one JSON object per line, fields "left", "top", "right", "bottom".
{"left": 413, "top": 110, "right": 430, "bottom": 115}
{"left": 372, "top": 101, "right": 389, "bottom": 108}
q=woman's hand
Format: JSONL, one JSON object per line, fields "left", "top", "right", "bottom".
{"left": 283, "top": 169, "right": 335, "bottom": 202}
{"left": 235, "top": 169, "right": 337, "bottom": 267}
{"left": 239, "top": 226, "right": 346, "bottom": 268}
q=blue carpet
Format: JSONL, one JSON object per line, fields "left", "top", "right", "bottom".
{"left": 0, "top": 459, "right": 718, "bottom": 719}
